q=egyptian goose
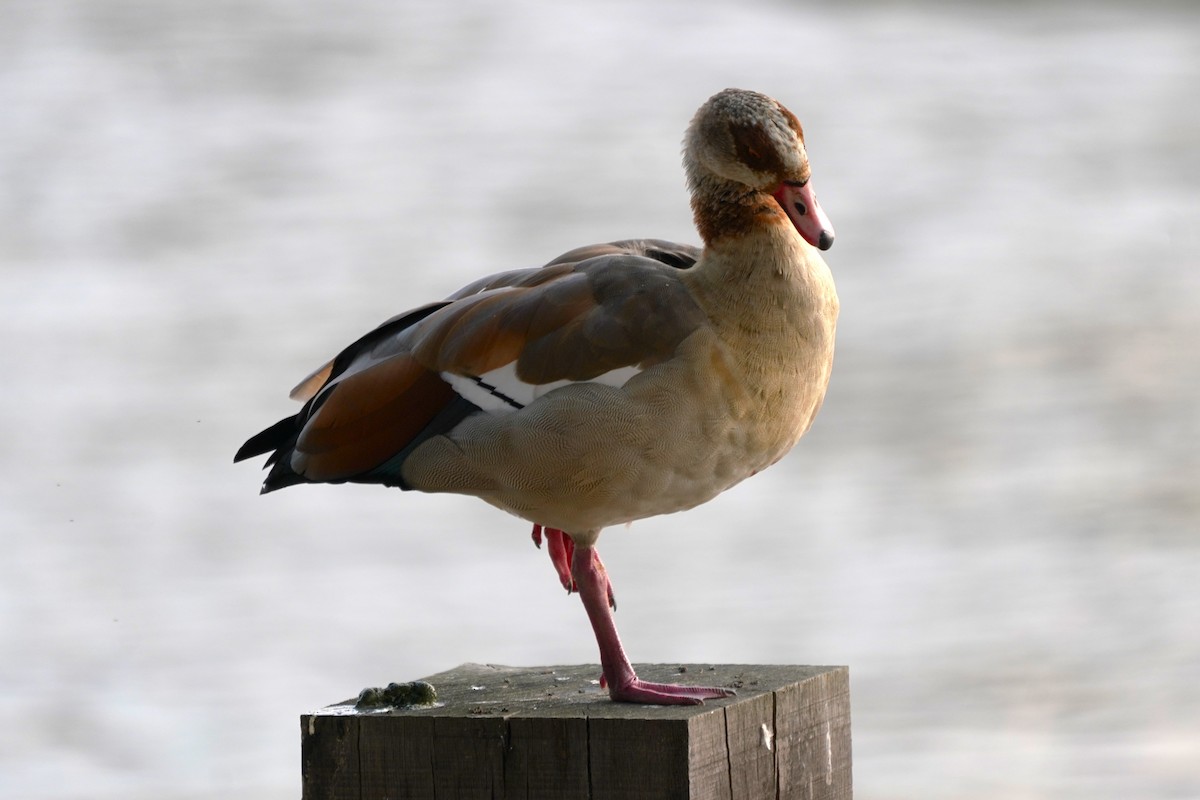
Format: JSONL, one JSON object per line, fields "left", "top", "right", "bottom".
{"left": 236, "top": 88, "right": 838, "bottom": 705}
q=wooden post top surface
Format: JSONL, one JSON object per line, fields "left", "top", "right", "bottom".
{"left": 309, "top": 662, "right": 845, "bottom": 720}
{"left": 302, "top": 663, "right": 852, "bottom": 800}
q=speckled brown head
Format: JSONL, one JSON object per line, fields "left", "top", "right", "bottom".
{"left": 684, "top": 88, "right": 834, "bottom": 250}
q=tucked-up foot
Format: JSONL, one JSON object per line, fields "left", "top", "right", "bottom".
{"left": 532, "top": 525, "right": 616, "bottom": 609}
{"left": 532, "top": 524, "right": 574, "bottom": 592}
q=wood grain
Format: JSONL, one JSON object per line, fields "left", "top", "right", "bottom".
{"left": 300, "top": 663, "right": 852, "bottom": 800}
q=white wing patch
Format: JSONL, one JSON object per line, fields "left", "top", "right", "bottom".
{"left": 442, "top": 363, "right": 642, "bottom": 413}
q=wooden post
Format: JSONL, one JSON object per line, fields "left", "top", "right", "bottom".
{"left": 301, "top": 663, "right": 851, "bottom": 800}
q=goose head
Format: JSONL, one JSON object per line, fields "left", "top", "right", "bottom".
{"left": 684, "top": 88, "right": 834, "bottom": 251}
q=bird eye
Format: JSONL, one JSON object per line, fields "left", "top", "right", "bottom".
{"left": 793, "top": 201, "right": 808, "bottom": 216}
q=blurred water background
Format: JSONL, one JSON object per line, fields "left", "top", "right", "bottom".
{"left": 2, "top": 1, "right": 1198, "bottom": 798}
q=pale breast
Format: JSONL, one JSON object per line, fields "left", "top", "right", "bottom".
{"left": 402, "top": 314, "right": 833, "bottom": 534}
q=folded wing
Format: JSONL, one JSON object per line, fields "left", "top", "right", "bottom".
{"left": 235, "top": 239, "right": 705, "bottom": 492}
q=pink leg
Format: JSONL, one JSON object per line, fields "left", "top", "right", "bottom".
{"left": 532, "top": 525, "right": 615, "bottom": 609}
{"left": 570, "top": 541, "right": 735, "bottom": 705}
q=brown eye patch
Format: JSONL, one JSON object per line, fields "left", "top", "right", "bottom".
{"left": 728, "top": 121, "right": 787, "bottom": 176}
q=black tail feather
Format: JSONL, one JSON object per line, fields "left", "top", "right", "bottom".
{"left": 235, "top": 414, "right": 313, "bottom": 494}
{"left": 260, "top": 461, "right": 310, "bottom": 494}
{"left": 234, "top": 414, "right": 300, "bottom": 463}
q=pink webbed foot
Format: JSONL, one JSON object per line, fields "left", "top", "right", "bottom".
{"left": 598, "top": 673, "right": 736, "bottom": 705}
{"left": 610, "top": 678, "right": 735, "bottom": 705}
{"left": 531, "top": 525, "right": 615, "bottom": 610}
